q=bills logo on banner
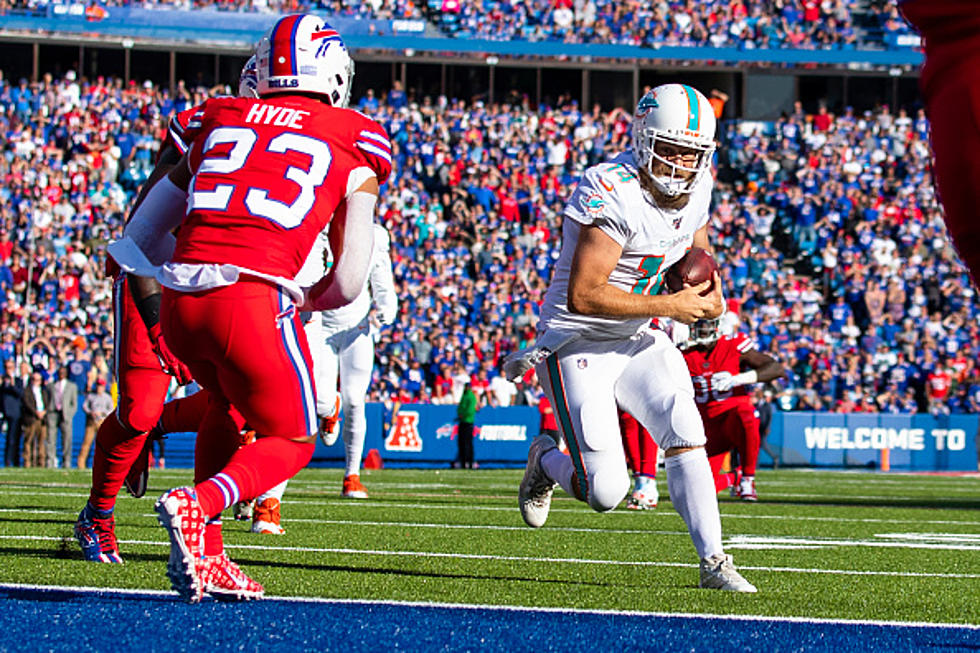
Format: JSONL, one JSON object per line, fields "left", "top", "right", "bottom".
{"left": 435, "top": 422, "right": 458, "bottom": 440}
{"left": 385, "top": 411, "right": 422, "bottom": 452}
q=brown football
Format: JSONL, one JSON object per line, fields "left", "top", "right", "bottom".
{"left": 664, "top": 247, "right": 718, "bottom": 295}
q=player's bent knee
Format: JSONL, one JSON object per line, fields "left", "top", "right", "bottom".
{"left": 118, "top": 404, "right": 163, "bottom": 434}
{"left": 587, "top": 468, "right": 630, "bottom": 513}
{"left": 658, "top": 392, "right": 707, "bottom": 450}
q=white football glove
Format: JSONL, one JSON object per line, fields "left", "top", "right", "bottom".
{"left": 712, "top": 370, "right": 758, "bottom": 393}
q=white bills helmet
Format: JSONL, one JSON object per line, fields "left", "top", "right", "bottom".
{"left": 632, "top": 84, "right": 716, "bottom": 197}
{"left": 238, "top": 55, "right": 258, "bottom": 98}
{"left": 255, "top": 14, "right": 354, "bottom": 107}
{"left": 687, "top": 317, "right": 722, "bottom": 347}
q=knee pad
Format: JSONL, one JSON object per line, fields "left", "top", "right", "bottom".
{"left": 587, "top": 466, "right": 630, "bottom": 513}
{"left": 658, "top": 391, "right": 706, "bottom": 451}
{"left": 117, "top": 399, "right": 164, "bottom": 434}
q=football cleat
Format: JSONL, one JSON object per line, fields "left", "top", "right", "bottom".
{"left": 518, "top": 435, "right": 558, "bottom": 528}
{"left": 341, "top": 474, "right": 368, "bottom": 499}
{"left": 251, "top": 498, "right": 285, "bottom": 535}
{"left": 626, "top": 475, "right": 659, "bottom": 510}
{"left": 699, "top": 553, "right": 757, "bottom": 592}
{"left": 319, "top": 395, "right": 342, "bottom": 447}
{"left": 739, "top": 477, "right": 758, "bottom": 502}
{"left": 74, "top": 504, "right": 123, "bottom": 563}
{"left": 233, "top": 499, "right": 255, "bottom": 521}
{"left": 203, "top": 552, "right": 265, "bottom": 601}
{"left": 155, "top": 487, "right": 208, "bottom": 603}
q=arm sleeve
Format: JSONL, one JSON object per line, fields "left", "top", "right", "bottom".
{"left": 305, "top": 190, "right": 378, "bottom": 312}
{"left": 108, "top": 175, "right": 186, "bottom": 275}
{"left": 369, "top": 226, "right": 399, "bottom": 324}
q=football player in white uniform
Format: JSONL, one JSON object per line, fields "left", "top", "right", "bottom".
{"left": 509, "top": 84, "right": 756, "bottom": 592}
{"left": 311, "top": 223, "right": 398, "bottom": 498}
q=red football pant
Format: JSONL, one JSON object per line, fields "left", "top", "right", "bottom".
{"left": 88, "top": 277, "right": 172, "bottom": 511}
{"left": 162, "top": 280, "right": 317, "bottom": 518}
{"left": 618, "top": 410, "right": 659, "bottom": 477}
{"left": 703, "top": 402, "right": 760, "bottom": 479}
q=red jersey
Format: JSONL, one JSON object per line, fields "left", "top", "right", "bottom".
{"left": 927, "top": 370, "right": 952, "bottom": 400}
{"left": 683, "top": 333, "right": 756, "bottom": 418}
{"left": 173, "top": 95, "right": 391, "bottom": 280}
{"left": 161, "top": 103, "right": 206, "bottom": 158}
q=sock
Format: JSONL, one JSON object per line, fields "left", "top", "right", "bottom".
{"left": 88, "top": 413, "right": 148, "bottom": 512}
{"left": 665, "top": 447, "right": 724, "bottom": 560}
{"left": 618, "top": 412, "right": 641, "bottom": 474}
{"left": 540, "top": 448, "right": 575, "bottom": 497}
{"left": 256, "top": 479, "right": 288, "bottom": 503}
{"left": 204, "top": 518, "right": 223, "bottom": 557}
{"left": 638, "top": 427, "right": 659, "bottom": 478}
{"left": 195, "top": 437, "right": 314, "bottom": 518}
{"left": 343, "top": 402, "right": 367, "bottom": 477}
{"left": 157, "top": 390, "right": 210, "bottom": 435}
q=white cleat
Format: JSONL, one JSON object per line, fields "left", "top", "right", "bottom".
{"left": 626, "top": 475, "right": 658, "bottom": 510}
{"left": 319, "top": 396, "right": 342, "bottom": 447}
{"left": 518, "top": 435, "right": 558, "bottom": 528}
{"left": 699, "top": 553, "right": 757, "bottom": 592}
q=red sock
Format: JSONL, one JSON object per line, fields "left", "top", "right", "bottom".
{"left": 204, "top": 519, "right": 223, "bottom": 557}
{"left": 158, "top": 390, "right": 211, "bottom": 435}
{"left": 637, "top": 426, "right": 659, "bottom": 478}
{"left": 195, "top": 437, "right": 314, "bottom": 518}
{"left": 618, "top": 411, "right": 641, "bottom": 474}
{"left": 89, "top": 413, "right": 147, "bottom": 512}
{"left": 739, "top": 411, "right": 761, "bottom": 477}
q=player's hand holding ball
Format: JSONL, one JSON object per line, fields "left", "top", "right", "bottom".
{"left": 663, "top": 248, "right": 725, "bottom": 324}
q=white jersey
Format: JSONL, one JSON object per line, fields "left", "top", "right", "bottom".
{"left": 538, "top": 150, "right": 711, "bottom": 340}
{"left": 321, "top": 223, "right": 398, "bottom": 336}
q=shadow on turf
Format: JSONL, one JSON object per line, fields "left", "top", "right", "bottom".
{"left": 224, "top": 555, "right": 620, "bottom": 588}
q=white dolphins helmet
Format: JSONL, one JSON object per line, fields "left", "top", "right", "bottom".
{"left": 238, "top": 55, "right": 258, "bottom": 98}
{"left": 632, "top": 84, "right": 716, "bottom": 197}
{"left": 255, "top": 14, "right": 354, "bottom": 107}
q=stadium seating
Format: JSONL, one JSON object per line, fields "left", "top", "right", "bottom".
{"left": 0, "top": 63, "right": 975, "bottom": 417}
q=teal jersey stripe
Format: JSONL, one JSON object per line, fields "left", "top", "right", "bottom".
{"left": 545, "top": 354, "right": 588, "bottom": 497}
{"left": 681, "top": 84, "right": 700, "bottom": 131}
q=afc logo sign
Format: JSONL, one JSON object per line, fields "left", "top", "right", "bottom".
{"left": 385, "top": 411, "right": 422, "bottom": 452}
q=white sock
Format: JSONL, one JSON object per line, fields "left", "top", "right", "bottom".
{"left": 541, "top": 448, "right": 575, "bottom": 497}
{"left": 344, "top": 403, "right": 367, "bottom": 477}
{"left": 664, "top": 448, "right": 724, "bottom": 559}
{"left": 256, "top": 480, "right": 288, "bottom": 503}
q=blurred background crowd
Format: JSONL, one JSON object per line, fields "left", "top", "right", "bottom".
{"left": 0, "top": 48, "right": 975, "bottom": 461}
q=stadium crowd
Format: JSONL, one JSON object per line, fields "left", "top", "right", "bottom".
{"left": 3, "top": 0, "right": 916, "bottom": 51}
{"left": 0, "top": 64, "right": 977, "bottom": 469}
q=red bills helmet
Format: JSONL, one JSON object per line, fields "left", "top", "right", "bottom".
{"left": 632, "top": 84, "right": 716, "bottom": 197}
{"left": 238, "top": 55, "right": 258, "bottom": 98}
{"left": 255, "top": 14, "right": 354, "bottom": 107}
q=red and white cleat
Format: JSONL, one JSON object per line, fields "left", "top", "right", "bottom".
{"left": 203, "top": 552, "right": 265, "bottom": 601}
{"left": 155, "top": 487, "right": 207, "bottom": 603}
{"left": 341, "top": 474, "right": 368, "bottom": 499}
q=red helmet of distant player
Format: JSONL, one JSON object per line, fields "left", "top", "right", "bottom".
{"left": 255, "top": 14, "right": 354, "bottom": 108}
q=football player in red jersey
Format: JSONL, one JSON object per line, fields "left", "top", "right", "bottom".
{"left": 72, "top": 59, "right": 262, "bottom": 565}
{"left": 117, "top": 14, "right": 392, "bottom": 602}
{"left": 681, "top": 318, "right": 784, "bottom": 501}
{"left": 901, "top": 2, "right": 980, "bottom": 284}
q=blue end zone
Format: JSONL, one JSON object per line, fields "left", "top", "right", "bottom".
{"left": 1, "top": 584, "right": 977, "bottom": 652}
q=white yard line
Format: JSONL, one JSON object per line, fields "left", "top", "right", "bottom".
{"left": 2, "top": 534, "right": 979, "bottom": 579}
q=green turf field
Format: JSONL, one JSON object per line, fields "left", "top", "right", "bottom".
{"left": 1, "top": 467, "right": 978, "bottom": 624}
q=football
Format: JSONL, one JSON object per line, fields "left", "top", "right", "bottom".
{"left": 664, "top": 247, "right": 718, "bottom": 295}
